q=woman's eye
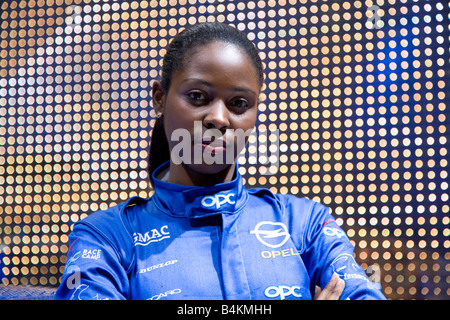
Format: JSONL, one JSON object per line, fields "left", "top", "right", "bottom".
{"left": 187, "top": 91, "right": 207, "bottom": 103}
{"left": 229, "top": 99, "right": 250, "bottom": 111}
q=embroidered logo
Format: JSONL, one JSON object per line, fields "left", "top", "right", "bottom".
{"left": 322, "top": 219, "right": 347, "bottom": 239}
{"left": 264, "top": 285, "right": 302, "bottom": 300}
{"left": 250, "top": 221, "right": 290, "bottom": 248}
{"left": 133, "top": 225, "right": 170, "bottom": 246}
{"left": 201, "top": 193, "right": 235, "bottom": 209}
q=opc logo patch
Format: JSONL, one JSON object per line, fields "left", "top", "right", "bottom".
{"left": 201, "top": 193, "right": 235, "bottom": 209}
{"left": 250, "top": 221, "right": 290, "bottom": 248}
{"left": 322, "top": 219, "right": 347, "bottom": 239}
{"left": 264, "top": 285, "right": 302, "bottom": 300}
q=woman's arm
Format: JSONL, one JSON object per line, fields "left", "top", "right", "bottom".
{"left": 55, "top": 221, "right": 130, "bottom": 300}
{"left": 300, "top": 201, "right": 386, "bottom": 300}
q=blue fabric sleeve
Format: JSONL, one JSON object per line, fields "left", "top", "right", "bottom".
{"left": 300, "top": 201, "right": 386, "bottom": 300}
{"left": 54, "top": 222, "right": 130, "bottom": 300}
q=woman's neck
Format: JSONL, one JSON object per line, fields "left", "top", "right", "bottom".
{"left": 166, "top": 162, "right": 236, "bottom": 186}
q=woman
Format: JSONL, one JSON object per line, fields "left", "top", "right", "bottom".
{"left": 55, "top": 23, "right": 385, "bottom": 300}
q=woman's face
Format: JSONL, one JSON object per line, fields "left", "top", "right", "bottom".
{"left": 153, "top": 41, "right": 261, "bottom": 181}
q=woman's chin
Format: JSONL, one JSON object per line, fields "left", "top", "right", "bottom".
{"left": 184, "top": 161, "right": 235, "bottom": 176}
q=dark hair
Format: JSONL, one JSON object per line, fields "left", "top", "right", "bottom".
{"left": 148, "top": 22, "right": 264, "bottom": 186}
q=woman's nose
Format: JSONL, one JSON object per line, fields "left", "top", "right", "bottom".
{"left": 203, "top": 100, "right": 230, "bottom": 130}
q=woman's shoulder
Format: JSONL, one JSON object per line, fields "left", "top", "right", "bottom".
{"left": 246, "top": 187, "right": 331, "bottom": 226}
{"left": 78, "top": 200, "right": 128, "bottom": 229}
{"left": 73, "top": 196, "right": 150, "bottom": 244}
{"left": 247, "top": 187, "right": 327, "bottom": 209}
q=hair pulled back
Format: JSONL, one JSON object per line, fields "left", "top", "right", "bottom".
{"left": 148, "top": 22, "right": 264, "bottom": 186}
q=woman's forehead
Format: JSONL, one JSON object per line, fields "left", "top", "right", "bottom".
{"left": 175, "top": 42, "right": 261, "bottom": 90}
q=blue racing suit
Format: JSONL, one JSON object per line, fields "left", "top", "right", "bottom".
{"left": 55, "top": 161, "right": 385, "bottom": 300}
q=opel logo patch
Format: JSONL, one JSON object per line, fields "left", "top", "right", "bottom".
{"left": 250, "top": 221, "right": 291, "bottom": 248}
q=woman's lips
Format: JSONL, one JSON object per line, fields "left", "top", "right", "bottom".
{"left": 201, "top": 143, "right": 226, "bottom": 155}
{"left": 200, "top": 139, "right": 226, "bottom": 155}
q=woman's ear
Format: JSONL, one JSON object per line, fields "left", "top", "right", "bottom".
{"left": 152, "top": 80, "right": 166, "bottom": 115}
